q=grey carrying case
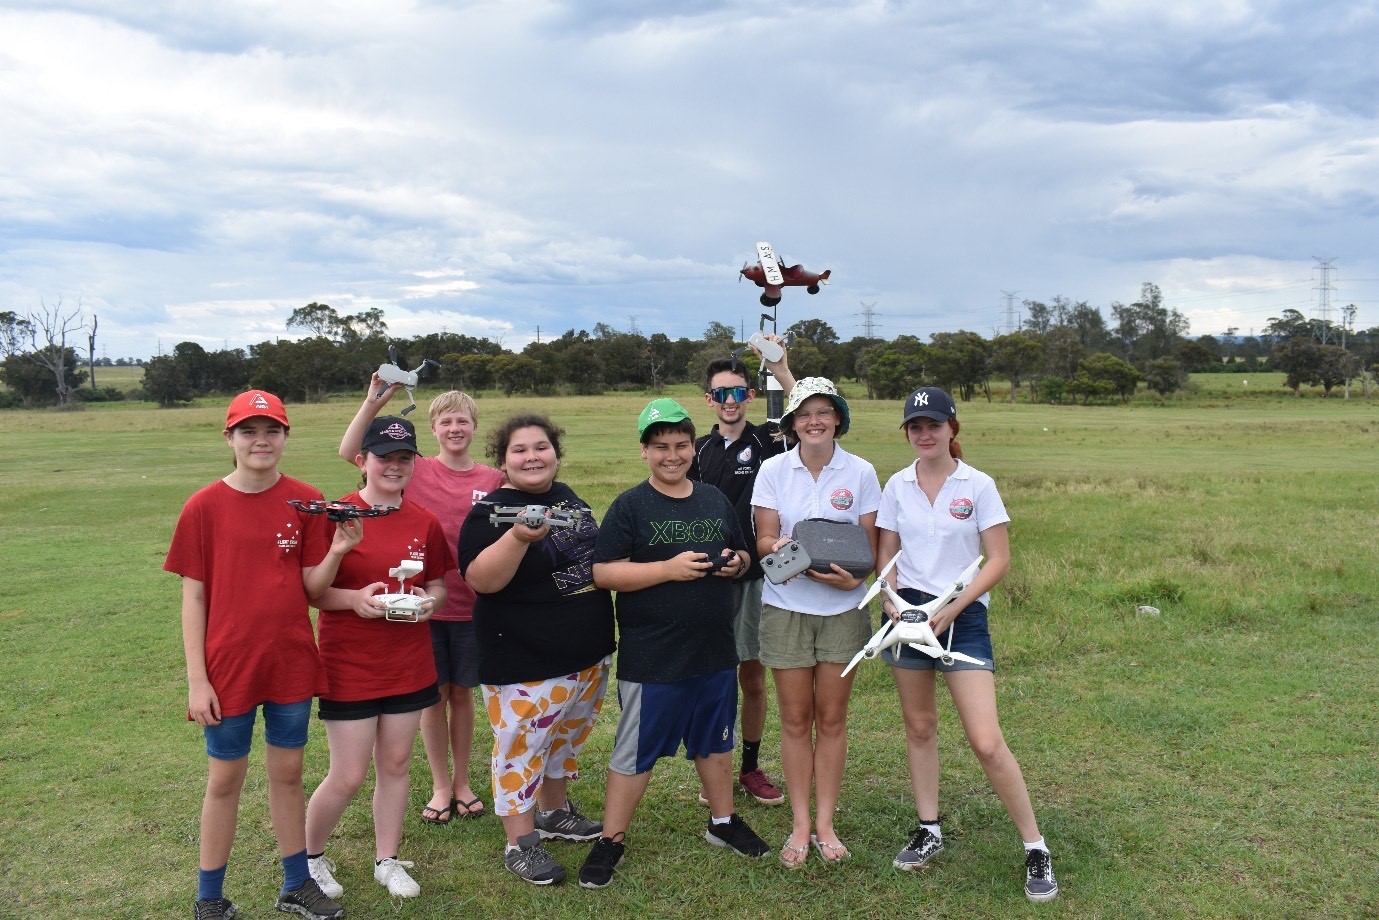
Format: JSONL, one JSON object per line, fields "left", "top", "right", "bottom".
{"left": 793, "top": 518, "right": 874, "bottom": 578}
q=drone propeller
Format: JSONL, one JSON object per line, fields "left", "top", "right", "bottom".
{"left": 858, "top": 550, "right": 902, "bottom": 609}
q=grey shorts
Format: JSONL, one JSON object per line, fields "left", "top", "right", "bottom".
{"left": 758, "top": 604, "right": 872, "bottom": 670}
{"left": 731, "top": 578, "right": 765, "bottom": 663}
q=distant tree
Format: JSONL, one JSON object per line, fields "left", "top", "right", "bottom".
{"left": 0, "top": 311, "right": 34, "bottom": 358}
{"left": 142, "top": 355, "right": 195, "bottom": 407}
{"left": 1318, "top": 345, "right": 1362, "bottom": 396}
{"left": 1066, "top": 301, "right": 1113, "bottom": 353}
{"left": 560, "top": 343, "right": 605, "bottom": 395}
{"left": 1179, "top": 339, "right": 1219, "bottom": 373}
{"left": 173, "top": 342, "right": 211, "bottom": 392}
{"left": 204, "top": 348, "right": 252, "bottom": 393}
{"left": 785, "top": 318, "right": 840, "bottom": 348}
{"left": 1, "top": 348, "right": 87, "bottom": 406}
{"left": 492, "top": 354, "right": 543, "bottom": 396}
{"left": 927, "top": 330, "right": 990, "bottom": 401}
{"left": 1041, "top": 326, "right": 1084, "bottom": 380}
{"left": 249, "top": 337, "right": 341, "bottom": 402}
{"left": 1023, "top": 300, "right": 1052, "bottom": 335}
{"left": 785, "top": 338, "right": 827, "bottom": 379}
{"left": 450, "top": 353, "right": 496, "bottom": 392}
{"left": 1079, "top": 352, "right": 1143, "bottom": 403}
{"left": 862, "top": 336, "right": 926, "bottom": 399}
{"left": 1271, "top": 337, "right": 1323, "bottom": 395}
{"left": 20, "top": 297, "right": 88, "bottom": 406}
{"left": 1144, "top": 357, "right": 1186, "bottom": 396}
{"left": 702, "top": 321, "right": 736, "bottom": 345}
{"left": 990, "top": 331, "right": 1044, "bottom": 403}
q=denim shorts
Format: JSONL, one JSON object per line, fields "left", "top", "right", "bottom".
{"left": 204, "top": 698, "right": 313, "bottom": 761}
{"left": 882, "top": 588, "right": 996, "bottom": 673}
{"left": 431, "top": 619, "right": 480, "bottom": 689}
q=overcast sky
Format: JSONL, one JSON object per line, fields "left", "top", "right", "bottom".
{"left": 3, "top": 0, "right": 1377, "bottom": 359}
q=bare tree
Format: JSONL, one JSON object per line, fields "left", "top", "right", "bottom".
{"left": 26, "top": 296, "right": 87, "bottom": 406}
{"left": 87, "top": 314, "right": 99, "bottom": 389}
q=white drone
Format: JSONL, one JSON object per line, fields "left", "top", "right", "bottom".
{"left": 842, "top": 552, "right": 987, "bottom": 675}
{"left": 375, "top": 559, "right": 427, "bottom": 622}
{"left": 376, "top": 345, "right": 439, "bottom": 416}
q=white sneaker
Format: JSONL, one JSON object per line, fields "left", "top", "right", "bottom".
{"left": 308, "top": 855, "right": 343, "bottom": 899}
{"left": 373, "top": 857, "right": 420, "bottom": 898}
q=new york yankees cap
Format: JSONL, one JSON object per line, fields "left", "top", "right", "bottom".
{"left": 901, "top": 386, "right": 957, "bottom": 426}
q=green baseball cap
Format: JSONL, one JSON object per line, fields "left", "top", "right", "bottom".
{"left": 637, "top": 397, "right": 691, "bottom": 437}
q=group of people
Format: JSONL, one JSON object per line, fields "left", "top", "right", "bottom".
{"left": 167, "top": 339, "right": 1057, "bottom": 920}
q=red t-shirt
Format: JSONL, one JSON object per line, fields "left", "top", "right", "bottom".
{"left": 164, "top": 476, "right": 331, "bottom": 719}
{"left": 317, "top": 492, "right": 455, "bottom": 701}
{"left": 405, "top": 457, "right": 505, "bottom": 622}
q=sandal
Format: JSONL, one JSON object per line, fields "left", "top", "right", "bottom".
{"left": 453, "top": 796, "right": 485, "bottom": 818}
{"left": 810, "top": 834, "right": 850, "bottom": 864}
{"left": 780, "top": 837, "right": 809, "bottom": 869}
{"left": 421, "top": 798, "right": 455, "bottom": 825}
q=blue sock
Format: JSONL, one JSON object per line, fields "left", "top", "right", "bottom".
{"left": 197, "top": 865, "right": 227, "bottom": 902}
{"left": 281, "top": 849, "right": 309, "bottom": 895}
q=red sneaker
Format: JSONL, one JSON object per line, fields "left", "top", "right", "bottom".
{"left": 739, "top": 768, "right": 785, "bottom": 805}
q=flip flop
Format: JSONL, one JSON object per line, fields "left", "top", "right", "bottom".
{"left": 421, "top": 799, "right": 455, "bottom": 826}
{"left": 810, "top": 834, "right": 850, "bottom": 864}
{"left": 453, "top": 796, "right": 485, "bottom": 818}
{"left": 780, "top": 838, "right": 809, "bottom": 869}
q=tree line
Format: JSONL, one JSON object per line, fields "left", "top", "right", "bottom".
{"left": 4, "top": 285, "right": 1378, "bottom": 408}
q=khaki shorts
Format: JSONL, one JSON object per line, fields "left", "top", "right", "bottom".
{"left": 759, "top": 604, "right": 872, "bottom": 670}
{"left": 732, "top": 578, "right": 765, "bottom": 663}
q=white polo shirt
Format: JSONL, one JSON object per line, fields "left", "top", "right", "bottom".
{"left": 876, "top": 459, "right": 1009, "bottom": 606}
{"left": 752, "top": 443, "right": 882, "bottom": 615}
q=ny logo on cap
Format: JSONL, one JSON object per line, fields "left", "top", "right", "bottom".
{"left": 914, "top": 392, "right": 929, "bottom": 406}
{"left": 382, "top": 423, "right": 410, "bottom": 440}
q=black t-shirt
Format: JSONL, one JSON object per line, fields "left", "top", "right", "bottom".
{"left": 690, "top": 420, "right": 786, "bottom": 580}
{"left": 593, "top": 480, "right": 747, "bottom": 683}
{"left": 457, "top": 483, "right": 615, "bottom": 685}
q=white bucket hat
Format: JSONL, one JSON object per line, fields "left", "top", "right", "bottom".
{"left": 782, "top": 377, "right": 851, "bottom": 436}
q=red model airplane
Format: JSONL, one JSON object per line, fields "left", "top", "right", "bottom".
{"left": 739, "top": 241, "right": 831, "bottom": 307}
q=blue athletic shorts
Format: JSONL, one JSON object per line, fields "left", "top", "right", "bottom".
{"left": 882, "top": 588, "right": 996, "bottom": 673}
{"left": 431, "top": 619, "right": 480, "bottom": 689}
{"left": 609, "top": 668, "right": 737, "bottom": 775}
{"left": 204, "top": 698, "right": 312, "bottom": 761}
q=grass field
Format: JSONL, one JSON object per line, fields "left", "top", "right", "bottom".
{"left": 2, "top": 386, "right": 1377, "bottom": 919}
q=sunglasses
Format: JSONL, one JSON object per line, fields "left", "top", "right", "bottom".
{"left": 710, "top": 385, "right": 750, "bottom": 404}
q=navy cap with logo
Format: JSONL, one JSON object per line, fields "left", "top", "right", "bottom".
{"left": 901, "top": 387, "right": 957, "bottom": 427}
{"left": 361, "top": 416, "right": 421, "bottom": 455}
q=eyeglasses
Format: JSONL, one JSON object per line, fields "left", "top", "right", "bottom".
{"left": 793, "top": 407, "right": 836, "bottom": 421}
{"left": 710, "top": 386, "right": 750, "bottom": 404}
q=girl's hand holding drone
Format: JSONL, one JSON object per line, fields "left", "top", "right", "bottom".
{"left": 329, "top": 518, "right": 365, "bottom": 557}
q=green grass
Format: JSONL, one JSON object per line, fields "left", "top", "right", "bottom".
{"left": 2, "top": 389, "right": 1378, "bottom": 918}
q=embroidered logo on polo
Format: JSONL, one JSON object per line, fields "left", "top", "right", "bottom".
{"left": 381, "top": 422, "right": 411, "bottom": 440}
{"left": 949, "top": 498, "right": 974, "bottom": 520}
{"left": 648, "top": 519, "right": 726, "bottom": 545}
{"left": 830, "top": 489, "right": 854, "bottom": 511}
{"left": 736, "top": 445, "right": 754, "bottom": 464}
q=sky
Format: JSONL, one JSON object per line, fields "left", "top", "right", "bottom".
{"left": 2, "top": 0, "right": 1377, "bottom": 360}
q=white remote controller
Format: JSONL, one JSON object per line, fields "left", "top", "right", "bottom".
{"left": 380, "top": 560, "right": 425, "bottom": 621}
{"left": 748, "top": 331, "right": 784, "bottom": 363}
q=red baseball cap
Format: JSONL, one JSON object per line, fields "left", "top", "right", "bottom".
{"left": 225, "top": 390, "right": 290, "bottom": 429}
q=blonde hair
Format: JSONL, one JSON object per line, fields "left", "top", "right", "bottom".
{"left": 428, "top": 390, "right": 479, "bottom": 426}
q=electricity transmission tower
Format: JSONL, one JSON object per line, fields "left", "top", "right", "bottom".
{"left": 1001, "top": 291, "right": 1019, "bottom": 334}
{"left": 1312, "top": 257, "right": 1337, "bottom": 344}
{"left": 859, "top": 301, "right": 880, "bottom": 338}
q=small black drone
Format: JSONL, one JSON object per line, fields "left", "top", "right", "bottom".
{"left": 481, "top": 503, "right": 579, "bottom": 529}
{"left": 288, "top": 499, "right": 396, "bottom": 523}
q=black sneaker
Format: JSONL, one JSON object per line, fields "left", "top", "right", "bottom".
{"left": 504, "top": 831, "right": 566, "bottom": 886}
{"left": 276, "top": 878, "right": 343, "bottom": 919}
{"left": 535, "top": 798, "right": 603, "bottom": 842}
{"left": 1024, "top": 848, "right": 1058, "bottom": 901}
{"left": 704, "top": 814, "right": 769, "bottom": 858}
{"left": 193, "top": 898, "right": 238, "bottom": 920}
{"left": 894, "top": 826, "right": 944, "bottom": 870}
{"left": 578, "top": 836, "right": 626, "bottom": 889}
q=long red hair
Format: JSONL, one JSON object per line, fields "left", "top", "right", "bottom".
{"left": 947, "top": 417, "right": 963, "bottom": 460}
